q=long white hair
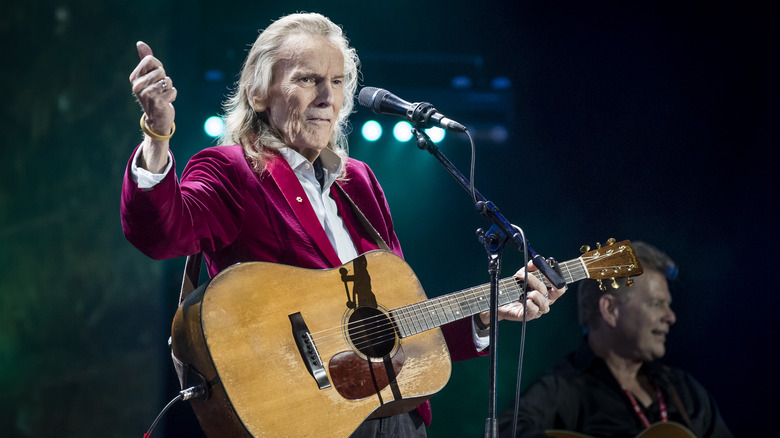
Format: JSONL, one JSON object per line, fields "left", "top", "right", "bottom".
{"left": 220, "top": 13, "right": 359, "bottom": 171}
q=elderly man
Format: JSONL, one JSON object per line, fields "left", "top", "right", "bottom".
{"left": 498, "top": 242, "right": 732, "bottom": 438}
{"left": 123, "top": 12, "right": 565, "bottom": 437}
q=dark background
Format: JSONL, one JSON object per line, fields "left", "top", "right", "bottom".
{"left": 2, "top": 0, "right": 777, "bottom": 436}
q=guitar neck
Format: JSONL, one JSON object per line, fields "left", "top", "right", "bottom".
{"left": 390, "top": 257, "right": 588, "bottom": 338}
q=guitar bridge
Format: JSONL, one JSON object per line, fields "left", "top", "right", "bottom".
{"left": 289, "top": 312, "right": 331, "bottom": 390}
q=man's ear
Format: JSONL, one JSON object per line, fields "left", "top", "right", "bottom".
{"left": 599, "top": 294, "right": 619, "bottom": 328}
{"left": 250, "top": 95, "right": 267, "bottom": 113}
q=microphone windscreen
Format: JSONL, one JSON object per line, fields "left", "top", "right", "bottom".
{"left": 358, "top": 87, "right": 385, "bottom": 112}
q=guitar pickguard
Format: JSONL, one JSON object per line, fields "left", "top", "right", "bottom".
{"left": 329, "top": 346, "right": 405, "bottom": 400}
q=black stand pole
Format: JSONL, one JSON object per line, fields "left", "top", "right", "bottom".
{"left": 477, "top": 226, "right": 509, "bottom": 438}
{"left": 411, "top": 127, "right": 564, "bottom": 438}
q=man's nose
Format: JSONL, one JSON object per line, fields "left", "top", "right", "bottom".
{"left": 315, "top": 82, "right": 335, "bottom": 106}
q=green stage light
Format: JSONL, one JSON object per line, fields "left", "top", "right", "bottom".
{"left": 392, "top": 121, "right": 413, "bottom": 142}
{"left": 361, "top": 120, "right": 383, "bottom": 141}
{"left": 204, "top": 116, "right": 224, "bottom": 138}
{"left": 425, "top": 127, "right": 445, "bottom": 143}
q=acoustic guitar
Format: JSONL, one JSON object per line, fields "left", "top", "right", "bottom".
{"left": 171, "top": 239, "right": 641, "bottom": 437}
{"left": 546, "top": 421, "right": 696, "bottom": 438}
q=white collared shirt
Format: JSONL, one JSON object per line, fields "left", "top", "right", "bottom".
{"left": 277, "top": 147, "right": 358, "bottom": 264}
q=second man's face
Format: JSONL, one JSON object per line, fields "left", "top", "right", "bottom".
{"left": 615, "top": 270, "right": 677, "bottom": 362}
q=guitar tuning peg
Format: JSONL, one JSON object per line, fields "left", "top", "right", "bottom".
{"left": 626, "top": 278, "right": 635, "bottom": 287}
{"left": 610, "top": 278, "right": 620, "bottom": 289}
{"left": 597, "top": 279, "right": 606, "bottom": 292}
{"left": 606, "top": 238, "right": 616, "bottom": 246}
{"left": 580, "top": 245, "right": 591, "bottom": 253}
{"left": 596, "top": 242, "right": 602, "bottom": 249}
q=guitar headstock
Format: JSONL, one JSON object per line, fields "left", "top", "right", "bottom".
{"left": 579, "top": 238, "right": 643, "bottom": 291}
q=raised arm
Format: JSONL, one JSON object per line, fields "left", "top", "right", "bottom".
{"left": 129, "top": 41, "right": 177, "bottom": 173}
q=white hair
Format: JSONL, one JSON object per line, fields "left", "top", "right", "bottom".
{"left": 220, "top": 12, "right": 359, "bottom": 171}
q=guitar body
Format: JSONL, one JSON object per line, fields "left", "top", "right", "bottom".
{"left": 545, "top": 421, "right": 696, "bottom": 438}
{"left": 171, "top": 250, "right": 452, "bottom": 437}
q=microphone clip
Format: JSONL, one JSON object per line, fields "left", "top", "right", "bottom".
{"left": 408, "top": 102, "right": 437, "bottom": 130}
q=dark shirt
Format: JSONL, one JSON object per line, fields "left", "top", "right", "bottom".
{"left": 498, "top": 337, "right": 733, "bottom": 438}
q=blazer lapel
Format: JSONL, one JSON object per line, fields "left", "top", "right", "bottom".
{"left": 266, "top": 153, "right": 343, "bottom": 267}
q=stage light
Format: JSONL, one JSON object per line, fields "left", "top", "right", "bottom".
{"left": 361, "top": 120, "right": 382, "bottom": 141}
{"left": 392, "top": 121, "right": 413, "bottom": 142}
{"left": 204, "top": 116, "right": 224, "bottom": 138}
{"left": 451, "top": 75, "right": 472, "bottom": 89}
{"left": 488, "top": 125, "right": 509, "bottom": 143}
{"left": 425, "top": 127, "right": 446, "bottom": 143}
{"left": 491, "top": 76, "right": 512, "bottom": 89}
{"left": 204, "top": 69, "right": 224, "bottom": 82}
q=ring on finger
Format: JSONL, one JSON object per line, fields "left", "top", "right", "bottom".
{"left": 159, "top": 78, "right": 168, "bottom": 92}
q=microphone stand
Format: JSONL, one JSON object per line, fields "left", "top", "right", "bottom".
{"left": 476, "top": 224, "right": 508, "bottom": 438}
{"left": 410, "top": 127, "right": 565, "bottom": 438}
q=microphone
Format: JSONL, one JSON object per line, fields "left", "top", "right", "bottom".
{"left": 358, "top": 87, "right": 468, "bottom": 133}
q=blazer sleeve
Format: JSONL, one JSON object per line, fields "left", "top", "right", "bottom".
{"left": 120, "top": 145, "right": 247, "bottom": 260}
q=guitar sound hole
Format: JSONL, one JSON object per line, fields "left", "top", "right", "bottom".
{"left": 347, "top": 307, "right": 396, "bottom": 358}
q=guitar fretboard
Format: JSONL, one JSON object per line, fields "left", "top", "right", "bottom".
{"left": 389, "top": 258, "right": 588, "bottom": 338}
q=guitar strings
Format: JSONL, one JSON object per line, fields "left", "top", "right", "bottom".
{"left": 346, "top": 277, "right": 524, "bottom": 350}
{"left": 311, "top": 253, "right": 616, "bottom": 352}
{"left": 310, "top": 259, "right": 582, "bottom": 351}
{"left": 315, "top": 275, "right": 535, "bottom": 351}
{"left": 308, "top": 250, "right": 626, "bottom": 352}
{"left": 309, "top": 276, "right": 530, "bottom": 351}
{"left": 309, "top": 280, "right": 515, "bottom": 350}
{"left": 310, "top": 263, "right": 565, "bottom": 347}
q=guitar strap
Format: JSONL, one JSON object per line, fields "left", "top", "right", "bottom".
{"left": 179, "top": 252, "right": 203, "bottom": 304}
{"left": 170, "top": 252, "right": 204, "bottom": 392}
{"left": 659, "top": 368, "right": 694, "bottom": 429}
{"left": 333, "top": 182, "right": 391, "bottom": 252}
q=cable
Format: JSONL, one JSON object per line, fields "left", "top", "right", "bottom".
{"left": 510, "top": 226, "right": 529, "bottom": 438}
{"left": 143, "top": 393, "right": 182, "bottom": 438}
{"left": 142, "top": 384, "right": 206, "bottom": 438}
{"left": 467, "top": 130, "right": 477, "bottom": 205}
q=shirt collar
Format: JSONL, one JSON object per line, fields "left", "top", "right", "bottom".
{"left": 278, "top": 147, "right": 344, "bottom": 189}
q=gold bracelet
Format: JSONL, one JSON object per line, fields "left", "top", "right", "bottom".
{"left": 140, "top": 113, "right": 175, "bottom": 141}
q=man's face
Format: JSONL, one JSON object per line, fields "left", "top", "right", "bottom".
{"left": 614, "top": 270, "right": 677, "bottom": 362}
{"left": 259, "top": 34, "right": 345, "bottom": 161}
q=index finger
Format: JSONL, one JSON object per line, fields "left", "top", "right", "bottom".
{"left": 515, "top": 262, "right": 547, "bottom": 293}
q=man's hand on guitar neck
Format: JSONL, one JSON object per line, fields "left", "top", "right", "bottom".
{"left": 477, "top": 261, "right": 567, "bottom": 327}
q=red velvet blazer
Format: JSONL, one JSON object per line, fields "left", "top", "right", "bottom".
{"left": 120, "top": 144, "right": 485, "bottom": 425}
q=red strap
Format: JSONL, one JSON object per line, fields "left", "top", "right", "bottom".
{"left": 622, "top": 385, "right": 667, "bottom": 429}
